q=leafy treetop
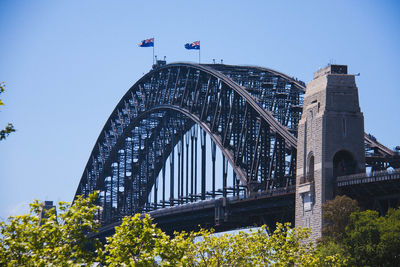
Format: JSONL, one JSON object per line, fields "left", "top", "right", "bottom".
{"left": 0, "top": 82, "right": 15, "bottom": 141}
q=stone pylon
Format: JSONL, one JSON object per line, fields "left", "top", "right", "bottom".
{"left": 295, "top": 65, "right": 365, "bottom": 241}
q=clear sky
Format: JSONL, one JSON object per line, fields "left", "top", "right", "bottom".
{"left": 1, "top": 0, "right": 399, "bottom": 220}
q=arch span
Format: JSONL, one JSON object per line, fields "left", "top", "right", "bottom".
{"left": 75, "top": 62, "right": 305, "bottom": 224}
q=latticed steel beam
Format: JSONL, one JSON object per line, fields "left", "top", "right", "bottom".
{"left": 75, "top": 62, "right": 397, "bottom": 226}
{"left": 75, "top": 63, "right": 305, "bottom": 224}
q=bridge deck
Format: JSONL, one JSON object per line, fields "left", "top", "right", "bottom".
{"left": 337, "top": 168, "right": 400, "bottom": 187}
{"left": 94, "top": 186, "right": 295, "bottom": 237}
{"left": 336, "top": 169, "right": 400, "bottom": 212}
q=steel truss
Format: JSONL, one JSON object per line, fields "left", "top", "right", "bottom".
{"left": 75, "top": 63, "right": 304, "bottom": 224}
{"left": 75, "top": 62, "right": 399, "bottom": 226}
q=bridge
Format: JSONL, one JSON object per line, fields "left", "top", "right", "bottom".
{"left": 74, "top": 62, "right": 400, "bottom": 237}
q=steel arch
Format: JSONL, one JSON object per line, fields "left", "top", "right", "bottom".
{"left": 75, "top": 63, "right": 305, "bottom": 224}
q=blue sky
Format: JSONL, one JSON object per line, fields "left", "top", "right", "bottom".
{"left": 0, "top": 0, "right": 399, "bottom": 220}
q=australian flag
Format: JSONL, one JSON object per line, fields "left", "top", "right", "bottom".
{"left": 138, "top": 38, "right": 154, "bottom": 47}
{"left": 185, "top": 41, "right": 200, "bottom": 50}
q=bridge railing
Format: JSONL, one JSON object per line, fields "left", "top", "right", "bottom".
{"left": 337, "top": 168, "right": 400, "bottom": 187}
{"left": 251, "top": 184, "right": 296, "bottom": 198}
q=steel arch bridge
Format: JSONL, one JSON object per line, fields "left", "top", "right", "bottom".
{"left": 75, "top": 62, "right": 399, "bottom": 233}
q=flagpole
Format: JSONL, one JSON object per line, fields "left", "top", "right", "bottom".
{"left": 199, "top": 41, "right": 201, "bottom": 64}
{"left": 152, "top": 37, "right": 155, "bottom": 65}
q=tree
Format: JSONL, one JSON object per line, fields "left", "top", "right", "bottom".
{"left": 105, "top": 213, "right": 167, "bottom": 266}
{"left": 1, "top": 194, "right": 347, "bottom": 266}
{"left": 320, "top": 195, "right": 359, "bottom": 244}
{"left": 378, "top": 208, "right": 400, "bottom": 265}
{"left": 0, "top": 82, "right": 15, "bottom": 141}
{"left": 344, "top": 210, "right": 381, "bottom": 266}
{"left": 0, "top": 192, "right": 102, "bottom": 266}
{"left": 105, "top": 216, "right": 346, "bottom": 266}
{"left": 182, "top": 222, "right": 346, "bottom": 266}
{"left": 344, "top": 208, "right": 400, "bottom": 266}
{"left": 319, "top": 195, "right": 400, "bottom": 266}
{"left": 104, "top": 213, "right": 192, "bottom": 266}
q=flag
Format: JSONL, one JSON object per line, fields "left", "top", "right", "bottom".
{"left": 185, "top": 41, "right": 200, "bottom": 50}
{"left": 139, "top": 38, "right": 154, "bottom": 47}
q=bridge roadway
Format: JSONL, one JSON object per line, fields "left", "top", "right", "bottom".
{"left": 337, "top": 168, "right": 400, "bottom": 212}
{"left": 94, "top": 186, "right": 295, "bottom": 237}
{"left": 94, "top": 168, "right": 400, "bottom": 237}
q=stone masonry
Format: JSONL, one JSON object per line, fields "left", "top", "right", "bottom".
{"left": 295, "top": 65, "right": 365, "bottom": 241}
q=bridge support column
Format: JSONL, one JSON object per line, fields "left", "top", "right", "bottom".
{"left": 295, "top": 65, "right": 365, "bottom": 241}
{"left": 201, "top": 129, "right": 206, "bottom": 200}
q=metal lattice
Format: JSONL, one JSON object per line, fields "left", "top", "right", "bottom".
{"left": 75, "top": 63, "right": 305, "bottom": 224}
{"left": 75, "top": 62, "right": 399, "bottom": 226}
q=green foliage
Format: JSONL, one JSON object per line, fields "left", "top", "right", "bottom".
{"left": 378, "top": 208, "right": 400, "bottom": 264}
{"left": 320, "top": 196, "right": 400, "bottom": 266}
{"left": 0, "top": 82, "right": 4, "bottom": 106}
{"left": 0, "top": 82, "right": 15, "bottom": 141}
{"left": 105, "top": 214, "right": 165, "bottom": 266}
{"left": 184, "top": 222, "right": 346, "bottom": 266}
{"left": 0, "top": 192, "right": 101, "bottom": 266}
{"left": 104, "top": 213, "right": 194, "bottom": 266}
{"left": 344, "top": 210, "right": 381, "bottom": 266}
{"left": 157, "top": 231, "right": 192, "bottom": 266}
{"left": 315, "top": 240, "right": 349, "bottom": 267}
{"left": 1, "top": 193, "right": 349, "bottom": 266}
{"left": 105, "top": 216, "right": 345, "bottom": 266}
{"left": 344, "top": 208, "right": 400, "bottom": 266}
{"left": 320, "top": 195, "right": 359, "bottom": 244}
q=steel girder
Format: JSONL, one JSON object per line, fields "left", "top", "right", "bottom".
{"left": 364, "top": 133, "right": 400, "bottom": 170}
{"left": 75, "top": 62, "right": 399, "bottom": 226}
{"left": 74, "top": 63, "right": 305, "bottom": 224}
